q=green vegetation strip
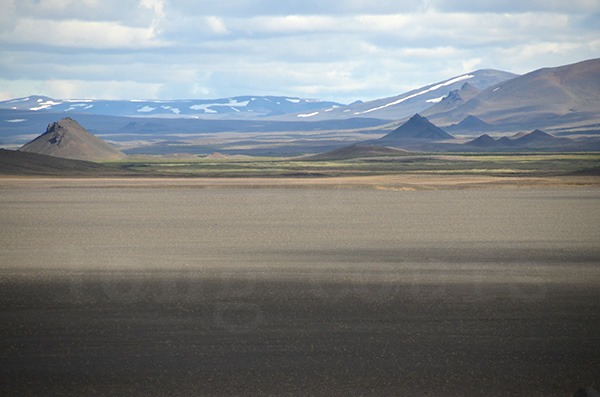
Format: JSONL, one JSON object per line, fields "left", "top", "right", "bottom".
{"left": 102, "top": 153, "right": 600, "bottom": 178}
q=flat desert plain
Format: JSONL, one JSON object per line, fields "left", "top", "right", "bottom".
{"left": 1, "top": 177, "right": 599, "bottom": 395}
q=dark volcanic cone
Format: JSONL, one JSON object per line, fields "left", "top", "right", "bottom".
{"left": 465, "top": 134, "right": 500, "bottom": 148}
{"left": 19, "top": 117, "right": 126, "bottom": 161}
{"left": 379, "top": 114, "right": 455, "bottom": 142}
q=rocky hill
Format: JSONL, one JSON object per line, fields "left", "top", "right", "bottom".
{"left": 19, "top": 117, "right": 126, "bottom": 161}
{"left": 377, "top": 114, "right": 454, "bottom": 145}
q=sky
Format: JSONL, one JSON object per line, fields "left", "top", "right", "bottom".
{"left": 0, "top": 0, "right": 599, "bottom": 104}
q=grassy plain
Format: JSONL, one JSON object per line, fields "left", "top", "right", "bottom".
{"left": 103, "top": 152, "right": 600, "bottom": 179}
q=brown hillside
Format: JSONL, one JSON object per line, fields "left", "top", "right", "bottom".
{"left": 424, "top": 58, "right": 600, "bottom": 129}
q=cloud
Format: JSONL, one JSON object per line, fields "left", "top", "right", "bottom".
{"left": 0, "top": 18, "right": 164, "bottom": 49}
{"left": 430, "top": 0, "right": 600, "bottom": 13}
{"left": 0, "top": 0, "right": 17, "bottom": 32}
{"left": 44, "top": 79, "right": 164, "bottom": 100}
{"left": 140, "top": 0, "right": 166, "bottom": 33}
{"left": 12, "top": 0, "right": 151, "bottom": 24}
{"left": 0, "top": 0, "right": 598, "bottom": 103}
{"left": 167, "top": 0, "right": 424, "bottom": 17}
{"left": 206, "top": 16, "right": 229, "bottom": 34}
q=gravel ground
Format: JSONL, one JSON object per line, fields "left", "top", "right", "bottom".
{"left": 1, "top": 182, "right": 599, "bottom": 395}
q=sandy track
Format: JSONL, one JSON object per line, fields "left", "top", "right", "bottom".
{"left": 1, "top": 173, "right": 599, "bottom": 190}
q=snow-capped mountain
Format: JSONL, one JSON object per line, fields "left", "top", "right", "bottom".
{"left": 422, "top": 58, "right": 600, "bottom": 131}
{"left": 269, "top": 69, "right": 518, "bottom": 121}
{"left": 0, "top": 95, "right": 344, "bottom": 119}
{"left": 0, "top": 69, "right": 516, "bottom": 122}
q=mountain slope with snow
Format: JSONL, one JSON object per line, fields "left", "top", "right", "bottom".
{"left": 422, "top": 58, "right": 600, "bottom": 131}
{"left": 269, "top": 69, "right": 518, "bottom": 121}
{"left": 0, "top": 96, "right": 344, "bottom": 120}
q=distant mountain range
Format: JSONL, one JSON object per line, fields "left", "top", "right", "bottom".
{"left": 462, "top": 129, "right": 577, "bottom": 151}
{"left": 351, "top": 113, "right": 600, "bottom": 152}
{"left": 0, "top": 70, "right": 516, "bottom": 122}
{"left": 0, "top": 95, "right": 343, "bottom": 119}
{"left": 269, "top": 70, "right": 517, "bottom": 121}
{"left": 296, "top": 121, "right": 599, "bottom": 160}
{"left": 1, "top": 58, "right": 599, "bottom": 156}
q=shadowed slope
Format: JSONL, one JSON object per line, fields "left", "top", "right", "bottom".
{"left": 0, "top": 149, "right": 129, "bottom": 176}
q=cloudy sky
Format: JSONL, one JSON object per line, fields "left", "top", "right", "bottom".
{"left": 1, "top": 0, "right": 598, "bottom": 104}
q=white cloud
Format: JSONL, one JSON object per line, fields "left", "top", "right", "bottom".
{"left": 12, "top": 0, "right": 150, "bottom": 24}
{"left": 0, "top": 0, "right": 598, "bottom": 103}
{"left": 430, "top": 0, "right": 600, "bottom": 13}
{"left": 0, "top": 0, "right": 17, "bottom": 32}
{"left": 140, "top": 0, "right": 166, "bottom": 33}
{"left": 206, "top": 16, "right": 229, "bottom": 34}
{"left": 0, "top": 91, "right": 14, "bottom": 101}
{"left": 241, "top": 14, "right": 414, "bottom": 34}
{"left": 39, "top": 79, "right": 164, "bottom": 100}
{"left": 1, "top": 17, "right": 165, "bottom": 49}
{"left": 461, "top": 58, "right": 483, "bottom": 73}
{"left": 251, "top": 15, "right": 340, "bottom": 33}
{"left": 494, "top": 40, "right": 599, "bottom": 73}
{"left": 167, "top": 0, "right": 423, "bottom": 17}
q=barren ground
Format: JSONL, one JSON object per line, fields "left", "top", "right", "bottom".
{"left": 1, "top": 177, "right": 599, "bottom": 395}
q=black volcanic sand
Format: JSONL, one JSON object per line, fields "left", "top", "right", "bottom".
{"left": 1, "top": 183, "right": 599, "bottom": 395}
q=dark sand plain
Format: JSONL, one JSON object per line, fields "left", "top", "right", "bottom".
{"left": 1, "top": 177, "right": 600, "bottom": 395}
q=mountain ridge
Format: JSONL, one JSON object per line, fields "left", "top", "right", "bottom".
{"left": 0, "top": 95, "right": 344, "bottom": 120}
{"left": 269, "top": 69, "right": 518, "bottom": 121}
{"left": 423, "top": 58, "right": 600, "bottom": 131}
{"left": 0, "top": 69, "right": 517, "bottom": 122}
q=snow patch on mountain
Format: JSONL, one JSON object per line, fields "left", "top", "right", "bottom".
{"left": 161, "top": 105, "right": 181, "bottom": 115}
{"left": 355, "top": 74, "right": 475, "bottom": 115}
{"left": 189, "top": 104, "right": 218, "bottom": 113}
{"left": 426, "top": 96, "right": 446, "bottom": 103}
{"left": 190, "top": 99, "right": 250, "bottom": 113}
{"left": 30, "top": 100, "right": 63, "bottom": 111}
{"left": 298, "top": 111, "right": 319, "bottom": 118}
